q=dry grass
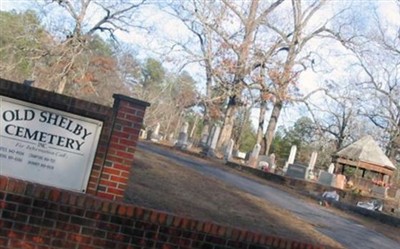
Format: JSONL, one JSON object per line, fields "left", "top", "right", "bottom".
{"left": 125, "top": 148, "right": 345, "bottom": 248}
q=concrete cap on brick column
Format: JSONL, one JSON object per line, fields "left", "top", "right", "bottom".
{"left": 112, "top": 94, "right": 150, "bottom": 108}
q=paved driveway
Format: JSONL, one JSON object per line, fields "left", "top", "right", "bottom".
{"left": 138, "top": 142, "right": 400, "bottom": 249}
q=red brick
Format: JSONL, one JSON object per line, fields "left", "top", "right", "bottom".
{"left": 112, "top": 131, "right": 130, "bottom": 139}
{"left": 78, "top": 245, "right": 97, "bottom": 249}
{"left": 122, "top": 127, "right": 140, "bottom": 134}
{"left": 273, "top": 238, "right": 280, "bottom": 247}
{"left": 113, "top": 164, "right": 131, "bottom": 172}
{"left": 118, "top": 205, "right": 127, "bottom": 216}
{"left": 0, "top": 176, "right": 8, "bottom": 190}
{"left": 8, "top": 231, "right": 25, "bottom": 240}
{"left": 9, "top": 239, "right": 35, "bottom": 249}
{"left": 278, "top": 238, "right": 288, "bottom": 248}
{"left": 119, "top": 138, "right": 136, "bottom": 147}
{"left": 245, "top": 232, "right": 254, "bottom": 242}
{"left": 172, "top": 217, "right": 181, "bottom": 227}
{"left": 108, "top": 142, "right": 127, "bottom": 151}
{"left": 116, "top": 111, "right": 126, "bottom": 119}
{"left": 68, "top": 234, "right": 92, "bottom": 244}
{"left": 99, "top": 180, "right": 117, "bottom": 188}
{"left": 210, "top": 224, "right": 219, "bottom": 235}
{"left": 68, "top": 194, "right": 78, "bottom": 206}
{"left": 121, "top": 172, "right": 130, "bottom": 178}
{"left": 125, "top": 114, "right": 143, "bottom": 123}
{"left": 110, "top": 175, "right": 128, "bottom": 183}
{"left": 203, "top": 223, "right": 212, "bottom": 233}
{"left": 25, "top": 235, "right": 50, "bottom": 244}
{"left": 115, "top": 151, "right": 134, "bottom": 159}
{"left": 7, "top": 179, "right": 26, "bottom": 193}
{"left": 217, "top": 227, "right": 226, "bottom": 237}
{"left": 97, "top": 192, "right": 114, "bottom": 200}
{"left": 116, "top": 183, "right": 127, "bottom": 191}
{"left": 105, "top": 155, "right": 124, "bottom": 163}
{"left": 126, "top": 206, "right": 134, "bottom": 217}
{"left": 107, "top": 188, "right": 124, "bottom": 196}
{"left": 265, "top": 236, "right": 274, "bottom": 246}
{"left": 49, "top": 189, "right": 61, "bottom": 202}
{"left": 150, "top": 212, "right": 158, "bottom": 223}
{"left": 100, "top": 173, "right": 111, "bottom": 181}
{"left": 158, "top": 213, "right": 167, "bottom": 224}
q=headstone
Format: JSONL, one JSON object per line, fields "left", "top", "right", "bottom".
{"left": 176, "top": 122, "right": 189, "bottom": 150}
{"left": 233, "top": 150, "right": 246, "bottom": 160}
{"left": 383, "top": 175, "right": 390, "bottom": 184}
{"left": 244, "top": 151, "right": 251, "bottom": 161}
{"left": 285, "top": 163, "right": 307, "bottom": 180}
{"left": 371, "top": 185, "right": 388, "bottom": 199}
{"left": 168, "top": 133, "right": 174, "bottom": 141}
{"left": 150, "top": 122, "right": 161, "bottom": 142}
{"left": 283, "top": 145, "right": 297, "bottom": 173}
{"left": 224, "top": 139, "right": 234, "bottom": 162}
{"left": 258, "top": 155, "right": 270, "bottom": 170}
{"left": 207, "top": 126, "right": 216, "bottom": 147}
{"left": 269, "top": 153, "right": 276, "bottom": 173}
{"left": 306, "top": 152, "right": 317, "bottom": 180}
{"left": 395, "top": 189, "right": 400, "bottom": 200}
{"left": 139, "top": 129, "right": 147, "bottom": 139}
{"left": 205, "top": 125, "right": 220, "bottom": 157}
{"left": 328, "top": 163, "right": 335, "bottom": 174}
{"left": 248, "top": 144, "right": 261, "bottom": 168}
{"left": 333, "top": 174, "right": 346, "bottom": 189}
{"left": 181, "top": 121, "right": 189, "bottom": 133}
{"left": 200, "top": 124, "right": 209, "bottom": 148}
{"left": 153, "top": 122, "right": 160, "bottom": 136}
{"left": 308, "top": 151, "right": 318, "bottom": 170}
{"left": 318, "top": 171, "right": 334, "bottom": 186}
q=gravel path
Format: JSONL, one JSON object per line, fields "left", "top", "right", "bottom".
{"left": 139, "top": 142, "right": 400, "bottom": 249}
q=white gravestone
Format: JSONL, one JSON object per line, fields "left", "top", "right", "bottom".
{"left": 328, "top": 163, "right": 335, "bottom": 174}
{"left": 248, "top": 144, "right": 261, "bottom": 168}
{"left": 200, "top": 124, "right": 209, "bottom": 147}
{"left": 269, "top": 153, "right": 276, "bottom": 172}
{"left": 206, "top": 125, "right": 220, "bottom": 157}
{"left": 207, "top": 126, "right": 216, "bottom": 147}
{"left": 150, "top": 122, "right": 161, "bottom": 142}
{"left": 307, "top": 151, "right": 318, "bottom": 180}
{"left": 283, "top": 145, "right": 297, "bottom": 173}
{"left": 176, "top": 122, "right": 189, "bottom": 149}
{"left": 224, "top": 139, "right": 234, "bottom": 162}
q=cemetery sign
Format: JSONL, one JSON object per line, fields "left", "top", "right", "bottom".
{"left": 0, "top": 96, "right": 103, "bottom": 192}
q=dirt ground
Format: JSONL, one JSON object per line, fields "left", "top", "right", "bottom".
{"left": 125, "top": 145, "right": 400, "bottom": 248}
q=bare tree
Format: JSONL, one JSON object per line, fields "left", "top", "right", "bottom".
{"left": 326, "top": 1, "right": 400, "bottom": 163}
{"left": 256, "top": 0, "right": 334, "bottom": 155}
{"left": 310, "top": 86, "right": 362, "bottom": 150}
{"left": 37, "top": 0, "right": 146, "bottom": 94}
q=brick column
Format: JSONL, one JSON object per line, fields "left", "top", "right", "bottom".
{"left": 96, "top": 94, "right": 150, "bottom": 200}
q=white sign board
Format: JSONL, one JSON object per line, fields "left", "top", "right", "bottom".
{"left": 0, "top": 96, "right": 103, "bottom": 192}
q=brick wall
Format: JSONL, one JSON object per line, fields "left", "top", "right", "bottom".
{"left": 0, "top": 78, "right": 149, "bottom": 201}
{"left": 0, "top": 176, "right": 330, "bottom": 249}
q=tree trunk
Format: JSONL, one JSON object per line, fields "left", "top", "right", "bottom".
{"left": 256, "top": 100, "right": 267, "bottom": 145}
{"left": 217, "top": 97, "right": 238, "bottom": 150}
{"left": 235, "top": 106, "right": 250, "bottom": 150}
{"left": 262, "top": 100, "right": 283, "bottom": 155}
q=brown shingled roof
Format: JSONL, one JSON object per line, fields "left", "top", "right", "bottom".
{"left": 336, "top": 135, "right": 396, "bottom": 170}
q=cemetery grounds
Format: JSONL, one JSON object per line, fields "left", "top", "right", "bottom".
{"left": 125, "top": 143, "right": 400, "bottom": 249}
